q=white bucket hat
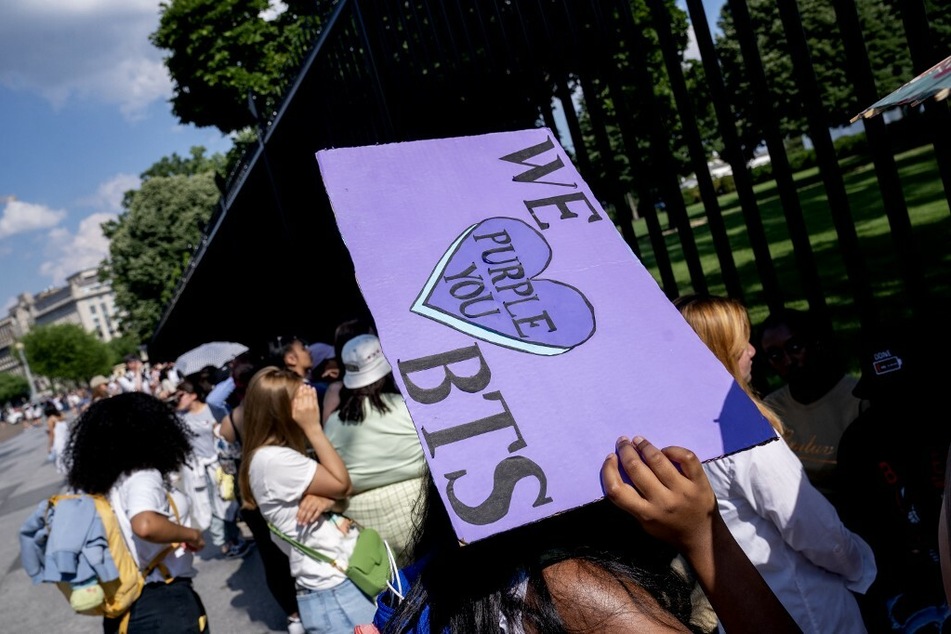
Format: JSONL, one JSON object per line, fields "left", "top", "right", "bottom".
{"left": 341, "top": 334, "right": 392, "bottom": 389}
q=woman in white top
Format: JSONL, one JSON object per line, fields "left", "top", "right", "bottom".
{"left": 176, "top": 377, "right": 247, "bottom": 558}
{"left": 65, "top": 392, "right": 207, "bottom": 633}
{"left": 238, "top": 366, "right": 377, "bottom": 633}
{"left": 45, "top": 401, "right": 70, "bottom": 476}
{"left": 324, "top": 334, "right": 427, "bottom": 564}
{"left": 675, "top": 294, "right": 876, "bottom": 633}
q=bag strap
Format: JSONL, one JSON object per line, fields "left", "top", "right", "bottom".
{"left": 384, "top": 539, "right": 403, "bottom": 602}
{"left": 45, "top": 492, "right": 85, "bottom": 523}
{"left": 269, "top": 521, "right": 404, "bottom": 602}
{"left": 267, "top": 522, "right": 348, "bottom": 575}
{"left": 141, "top": 492, "right": 183, "bottom": 583}
{"left": 143, "top": 544, "right": 177, "bottom": 581}
{"left": 229, "top": 412, "right": 243, "bottom": 446}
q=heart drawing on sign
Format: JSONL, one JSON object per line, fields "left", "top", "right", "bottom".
{"left": 410, "top": 217, "right": 596, "bottom": 355}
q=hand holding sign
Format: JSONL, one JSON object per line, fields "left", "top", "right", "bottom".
{"left": 602, "top": 436, "right": 801, "bottom": 633}
{"left": 602, "top": 435, "right": 715, "bottom": 554}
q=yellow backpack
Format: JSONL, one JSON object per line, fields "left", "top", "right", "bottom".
{"left": 46, "top": 493, "right": 179, "bottom": 633}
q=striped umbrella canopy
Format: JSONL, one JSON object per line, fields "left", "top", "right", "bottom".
{"left": 851, "top": 54, "right": 951, "bottom": 122}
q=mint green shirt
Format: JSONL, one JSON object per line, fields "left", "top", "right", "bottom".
{"left": 324, "top": 393, "right": 426, "bottom": 494}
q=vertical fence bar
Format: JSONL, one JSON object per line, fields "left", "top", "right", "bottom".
{"left": 898, "top": 0, "right": 951, "bottom": 212}
{"left": 726, "top": 0, "right": 829, "bottom": 323}
{"left": 645, "top": 0, "right": 742, "bottom": 300}
{"left": 683, "top": 0, "right": 781, "bottom": 312}
{"left": 353, "top": 0, "right": 395, "bottom": 140}
{"left": 610, "top": 0, "right": 708, "bottom": 295}
{"left": 775, "top": 0, "right": 876, "bottom": 332}
{"left": 577, "top": 74, "right": 648, "bottom": 262}
{"left": 832, "top": 0, "right": 926, "bottom": 316}
{"left": 553, "top": 1, "right": 642, "bottom": 258}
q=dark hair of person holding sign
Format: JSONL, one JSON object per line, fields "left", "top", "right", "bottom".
{"left": 371, "top": 434, "right": 800, "bottom": 634}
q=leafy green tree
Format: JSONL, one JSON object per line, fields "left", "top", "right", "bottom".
{"left": 101, "top": 148, "right": 223, "bottom": 342}
{"left": 0, "top": 373, "right": 30, "bottom": 405}
{"left": 106, "top": 335, "right": 142, "bottom": 367}
{"left": 576, "top": 0, "right": 694, "bottom": 198}
{"left": 20, "top": 325, "right": 112, "bottom": 385}
{"left": 138, "top": 146, "right": 226, "bottom": 181}
{"left": 151, "top": 0, "right": 334, "bottom": 134}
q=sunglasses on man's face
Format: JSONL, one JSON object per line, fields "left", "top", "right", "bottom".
{"left": 764, "top": 337, "right": 807, "bottom": 363}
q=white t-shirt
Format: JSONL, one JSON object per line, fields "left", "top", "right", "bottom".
{"left": 702, "top": 435, "right": 875, "bottom": 633}
{"left": 181, "top": 404, "right": 218, "bottom": 459}
{"left": 109, "top": 469, "right": 197, "bottom": 584}
{"left": 118, "top": 370, "right": 151, "bottom": 394}
{"left": 249, "top": 445, "right": 358, "bottom": 590}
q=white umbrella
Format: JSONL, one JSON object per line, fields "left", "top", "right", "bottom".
{"left": 174, "top": 341, "right": 248, "bottom": 377}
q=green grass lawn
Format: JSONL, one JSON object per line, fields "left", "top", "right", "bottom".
{"left": 623, "top": 144, "right": 950, "bottom": 370}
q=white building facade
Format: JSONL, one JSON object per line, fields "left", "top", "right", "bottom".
{"left": 0, "top": 267, "right": 121, "bottom": 378}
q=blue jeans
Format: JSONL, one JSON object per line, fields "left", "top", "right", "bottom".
{"left": 296, "top": 579, "right": 376, "bottom": 633}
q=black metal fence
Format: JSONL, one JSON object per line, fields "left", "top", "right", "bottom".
{"left": 151, "top": 0, "right": 951, "bottom": 360}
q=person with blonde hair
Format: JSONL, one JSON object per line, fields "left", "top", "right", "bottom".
{"left": 675, "top": 294, "right": 784, "bottom": 433}
{"left": 674, "top": 294, "right": 876, "bottom": 633}
{"left": 238, "top": 367, "right": 377, "bottom": 633}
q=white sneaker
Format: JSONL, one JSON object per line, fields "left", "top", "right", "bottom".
{"left": 287, "top": 615, "right": 305, "bottom": 634}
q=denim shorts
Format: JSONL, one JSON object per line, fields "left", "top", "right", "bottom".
{"left": 296, "top": 578, "right": 377, "bottom": 633}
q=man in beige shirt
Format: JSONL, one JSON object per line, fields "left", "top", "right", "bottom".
{"left": 758, "top": 308, "right": 868, "bottom": 505}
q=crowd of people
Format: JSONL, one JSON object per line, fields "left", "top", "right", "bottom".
{"left": 19, "top": 300, "right": 950, "bottom": 633}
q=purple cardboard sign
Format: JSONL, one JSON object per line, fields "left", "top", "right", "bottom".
{"left": 317, "top": 129, "right": 775, "bottom": 544}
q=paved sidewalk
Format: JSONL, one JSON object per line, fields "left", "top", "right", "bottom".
{"left": 0, "top": 423, "right": 289, "bottom": 632}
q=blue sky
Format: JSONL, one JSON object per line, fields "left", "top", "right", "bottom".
{"left": 0, "top": 0, "right": 722, "bottom": 314}
{"left": 0, "top": 1, "right": 230, "bottom": 312}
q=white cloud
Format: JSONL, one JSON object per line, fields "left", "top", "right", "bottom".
{"left": 0, "top": 1, "right": 171, "bottom": 119}
{"left": 79, "top": 173, "right": 141, "bottom": 213}
{"left": 38, "top": 212, "right": 115, "bottom": 285}
{"left": 0, "top": 199, "right": 67, "bottom": 239}
{"left": 261, "top": 1, "right": 289, "bottom": 22}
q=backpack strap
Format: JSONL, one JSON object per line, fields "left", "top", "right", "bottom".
{"left": 140, "top": 492, "right": 185, "bottom": 584}
{"left": 117, "top": 493, "right": 187, "bottom": 634}
{"left": 228, "top": 412, "right": 243, "bottom": 446}
{"left": 142, "top": 545, "right": 177, "bottom": 583}
{"left": 44, "top": 493, "right": 84, "bottom": 524}
{"left": 267, "top": 522, "right": 347, "bottom": 574}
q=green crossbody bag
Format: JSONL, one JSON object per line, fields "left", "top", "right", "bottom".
{"left": 267, "top": 519, "right": 392, "bottom": 599}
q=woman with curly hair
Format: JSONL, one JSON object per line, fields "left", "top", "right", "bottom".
{"left": 65, "top": 392, "right": 208, "bottom": 634}
{"left": 675, "top": 294, "right": 875, "bottom": 633}
{"left": 239, "top": 366, "right": 377, "bottom": 633}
